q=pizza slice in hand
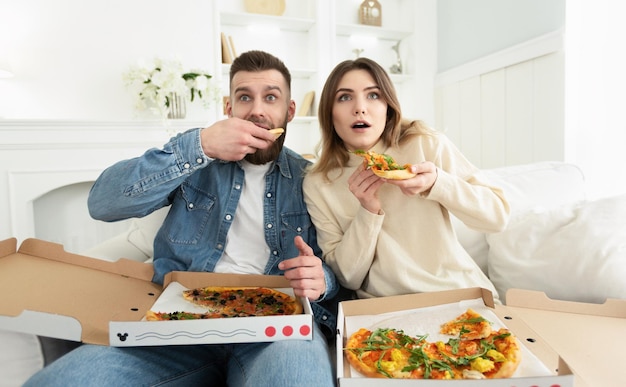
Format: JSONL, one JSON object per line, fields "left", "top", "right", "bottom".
{"left": 353, "top": 150, "right": 417, "bottom": 180}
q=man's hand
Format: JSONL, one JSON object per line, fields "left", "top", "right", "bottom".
{"left": 278, "top": 236, "right": 326, "bottom": 301}
{"left": 200, "top": 117, "right": 277, "bottom": 161}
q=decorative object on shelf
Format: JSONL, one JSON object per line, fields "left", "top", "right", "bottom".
{"left": 389, "top": 40, "right": 403, "bottom": 74}
{"left": 359, "top": 0, "right": 382, "bottom": 27}
{"left": 123, "top": 58, "right": 219, "bottom": 120}
{"left": 221, "top": 33, "right": 233, "bottom": 64}
{"left": 167, "top": 93, "right": 186, "bottom": 119}
{"left": 352, "top": 48, "right": 364, "bottom": 58}
{"left": 297, "top": 91, "right": 315, "bottom": 116}
{"left": 244, "top": 0, "right": 285, "bottom": 16}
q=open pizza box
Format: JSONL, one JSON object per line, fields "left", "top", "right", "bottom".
{"left": 337, "top": 287, "right": 626, "bottom": 387}
{"left": 0, "top": 238, "right": 313, "bottom": 346}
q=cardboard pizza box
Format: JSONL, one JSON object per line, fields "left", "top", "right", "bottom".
{"left": 503, "top": 288, "right": 626, "bottom": 387}
{"left": 336, "top": 287, "right": 575, "bottom": 386}
{"left": 0, "top": 238, "right": 313, "bottom": 346}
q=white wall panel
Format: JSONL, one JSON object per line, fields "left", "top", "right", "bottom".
{"left": 533, "top": 52, "right": 565, "bottom": 162}
{"left": 435, "top": 49, "right": 564, "bottom": 170}
{"left": 480, "top": 69, "right": 506, "bottom": 168}
{"left": 458, "top": 77, "right": 482, "bottom": 165}
{"left": 439, "top": 82, "right": 461, "bottom": 148}
{"left": 504, "top": 60, "right": 535, "bottom": 165}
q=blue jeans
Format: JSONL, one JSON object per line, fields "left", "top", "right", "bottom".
{"left": 25, "top": 323, "right": 334, "bottom": 387}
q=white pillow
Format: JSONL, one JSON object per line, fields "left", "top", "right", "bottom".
{"left": 453, "top": 162, "right": 586, "bottom": 274}
{"left": 0, "top": 331, "right": 43, "bottom": 387}
{"left": 127, "top": 206, "right": 170, "bottom": 258}
{"left": 487, "top": 194, "right": 626, "bottom": 304}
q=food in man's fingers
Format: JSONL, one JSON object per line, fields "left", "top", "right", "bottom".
{"left": 354, "top": 150, "right": 416, "bottom": 180}
{"left": 268, "top": 128, "right": 284, "bottom": 138}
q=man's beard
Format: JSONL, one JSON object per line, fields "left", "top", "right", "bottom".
{"left": 244, "top": 129, "right": 286, "bottom": 165}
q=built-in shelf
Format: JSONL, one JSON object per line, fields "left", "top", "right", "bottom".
{"left": 335, "top": 23, "right": 412, "bottom": 40}
{"left": 220, "top": 12, "right": 315, "bottom": 33}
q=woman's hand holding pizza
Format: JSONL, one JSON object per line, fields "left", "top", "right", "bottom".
{"left": 347, "top": 163, "right": 385, "bottom": 214}
{"left": 278, "top": 236, "right": 327, "bottom": 301}
{"left": 384, "top": 161, "right": 438, "bottom": 196}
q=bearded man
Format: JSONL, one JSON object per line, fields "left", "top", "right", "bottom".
{"left": 25, "top": 50, "right": 338, "bottom": 387}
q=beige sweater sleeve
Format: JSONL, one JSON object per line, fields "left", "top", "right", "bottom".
{"left": 423, "top": 135, "right": 510, "bottom": 233}
{"left": 303, "top": 173, "right": 383, "bottom": 289}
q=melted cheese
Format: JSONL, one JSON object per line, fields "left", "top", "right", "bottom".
{"left": 471, "top": 357, "right": 495, "bottom": 373}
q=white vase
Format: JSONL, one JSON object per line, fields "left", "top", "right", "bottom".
{"left": 167, "top": 93, "right": 186, "bottom": 119}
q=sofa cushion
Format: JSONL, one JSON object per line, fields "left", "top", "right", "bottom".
{"left": 486, "top": 194, "right": 626, "bottom": 304}
{"left": 0, "top": 330, "right": 43, "bottom": 386}
{"left": 453, "top": 161, "right": 587, "bottom": 274}
{"left": 126, "top": 207, "right": 170, "bottom": 259}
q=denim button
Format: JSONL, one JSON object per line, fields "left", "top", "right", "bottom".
{"left": 188, "top": 203, "right": 194, "bottom": 209}
{"left": 266, "top": 192, "right": 272, "bottom": 198}
{"left": 235, "top": 184, "right": 241, "bottom": 190}
{"left": 183, "top": 163, "right": 190, "bottom": 169}
{"left": 266, "top": 223, "right": 273, "bottom": 229}
{"left": 225, "top": 214, "right": 232, "bottom": 221}
{"left": 196, "top": 158, "right": 203, "bottom": 164}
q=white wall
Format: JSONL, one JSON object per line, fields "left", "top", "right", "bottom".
{"left": 436, "top": 0, "right": 626, "bottom": 199}
{"left": 2, "top": 0, "right": 624, "bottom": 201}
{"left": 0, "top": 0, "right": 217, "bottom": 122}
{"left": 565, "top": 0, "right": 626, "bottom": 198}
{"left": 437, "top": 0, "right": 565, "bottom": 72}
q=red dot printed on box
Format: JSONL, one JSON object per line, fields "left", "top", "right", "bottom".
{"left": 300, "top": 325, "right": 311, "bottom": 336}
{"left": 282, "top": 325, "right": 294, "bottom": 336}
{"left": 265, "top": 326, "right": 276, "bottom": 337}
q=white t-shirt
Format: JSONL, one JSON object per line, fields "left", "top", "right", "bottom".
{"left": 214, "top": 160, "right": 271, "bottom": 274}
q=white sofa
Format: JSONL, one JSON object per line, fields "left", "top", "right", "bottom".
{"left": 4, "top": 161, "right": 626, "bottom": 386}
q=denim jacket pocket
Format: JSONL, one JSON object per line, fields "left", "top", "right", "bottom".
{"left": 280, "top": 211, "right": 313, "bottom": 243}
{"left": 163, "top": 182, "right": 216, "bottom": 244}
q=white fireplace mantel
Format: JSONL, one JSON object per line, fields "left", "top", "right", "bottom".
{"left": 0, "top": 119, "right": 207, "bottom": 248}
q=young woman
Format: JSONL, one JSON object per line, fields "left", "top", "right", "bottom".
{"left": 303, "top": 57, "right": 509, "bottom": 300}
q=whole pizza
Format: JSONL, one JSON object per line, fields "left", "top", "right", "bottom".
{"left": 344, "top": 308, "right": 522, "bottom": 380}
{"left": 146, "top": 286, "right": 303, "bottom": 321}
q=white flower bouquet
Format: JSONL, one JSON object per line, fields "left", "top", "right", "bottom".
{"left": 123, "top": 58, "right": 219, "bottom": 119}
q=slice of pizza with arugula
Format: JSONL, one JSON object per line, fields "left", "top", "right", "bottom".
{"left": 353, "top": 149, "right": 416, "bottom": 180}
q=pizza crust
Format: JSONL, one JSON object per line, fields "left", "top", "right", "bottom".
{"left": 268, "top": 128, "right": 284, "bottom": 138}
{"left": 372, "top": 168, "right": 416, "bottom": 180}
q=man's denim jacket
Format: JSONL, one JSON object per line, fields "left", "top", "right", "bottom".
{"left": 88, "top": 128, "right": 339, "bottom": 334}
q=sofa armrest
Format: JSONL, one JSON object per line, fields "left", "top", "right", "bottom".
{"left": 81, "top": 232, "right": 151, "bottom": 262}
{"left": 80, "top": 207, "right": 170, "bottom": 263}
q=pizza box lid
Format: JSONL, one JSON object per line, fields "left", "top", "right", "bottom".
{"left": 0, "top": 238, "right": 313, "bottom": 346}
{"left": 336, "top": 287, "right": 575, "bottom": 386}
{"left": 503, "top": 288, "right": 626, "bottom": 387}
